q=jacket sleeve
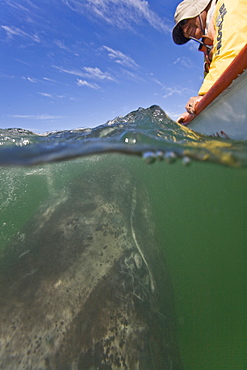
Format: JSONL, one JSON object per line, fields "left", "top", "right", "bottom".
{"left": 198, "top": 0, "right": 247, "bottom": 95}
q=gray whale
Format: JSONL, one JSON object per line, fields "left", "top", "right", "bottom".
{"left": 0, "top": 160, "right": 182, "bottom": 369}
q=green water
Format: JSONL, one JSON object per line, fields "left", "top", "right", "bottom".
{"left": 1, "top": 155, "right": 247, "bottom": 369}
{"left": 135, "top": 159, "right": 247, "bottom": 369}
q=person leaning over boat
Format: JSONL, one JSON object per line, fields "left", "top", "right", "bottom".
{"left": 172, "top": 0, "right": 247, "bottom": 124}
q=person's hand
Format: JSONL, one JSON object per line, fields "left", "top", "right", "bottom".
{"left": 177, "top": 112, "right": 192, "bottom": 125}
{"left": 185, "top": 96, "right": 203, "bottom": 114}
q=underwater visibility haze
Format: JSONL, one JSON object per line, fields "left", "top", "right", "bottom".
{"left": 1, "top": 106, "right": 247, "bottom": 369}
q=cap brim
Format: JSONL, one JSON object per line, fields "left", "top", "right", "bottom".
{"left": 172, "top": 22, "right": 190, "bottom": 45}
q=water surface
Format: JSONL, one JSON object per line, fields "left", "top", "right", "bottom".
{"left": 1, "top": 106, "right": 247, "bottom": 369}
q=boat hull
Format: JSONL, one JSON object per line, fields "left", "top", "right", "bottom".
{"left": 189, "top": 69, "right": 247, "bottom": 140}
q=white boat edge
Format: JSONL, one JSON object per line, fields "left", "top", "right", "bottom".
{"left": 188, "top": 68, "right": 247, "bottom": 141}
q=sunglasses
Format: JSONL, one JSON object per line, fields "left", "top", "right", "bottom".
{"left": 190, "top": 35, "right": 213, "bottom": 55}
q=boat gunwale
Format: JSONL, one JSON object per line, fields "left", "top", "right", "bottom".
{"left": 185, "top": 44, "right": 247, "bottom": 125}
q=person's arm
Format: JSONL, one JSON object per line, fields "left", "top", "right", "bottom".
{"left": 177, "top": 95, "right": 204, "bottom": 125}
{"left": 177, "top": 112, "right": 191, "bottom": 125}
{"left": 185, "top": 95, "right": 204, "bottom": 114}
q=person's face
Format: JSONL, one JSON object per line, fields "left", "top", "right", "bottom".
{"left": 181, "top": 16, "right": 204, "bottom": 39}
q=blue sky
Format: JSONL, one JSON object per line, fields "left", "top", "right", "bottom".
{"left": 1, "top": 0, "right": 205, "bottom": 133}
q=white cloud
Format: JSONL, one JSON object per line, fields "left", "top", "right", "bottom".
{"left": 152, "top": 78, "right": 164, "bottom": 87}
{"left": 42, "top": 77, "right": 56, "bottom": 82}
{"left": 10, "top": 114, "right": 64, "bottom": 120}
{"left": 83, "top": 67, "right": 114, "bottom": 80}
{"left": 54, "top": 39, "right": 69, "bottom": 50}
{"left": 119, "top": 68, "right": 143, "bottom": 81}
{"left": 54, "top": 65, "right": 115, "bottom": 81}
{"left": 53, "top": 66, "right": 84, "bottom": 78}
{"left": 4, "top": 0, "right": 39, "bottom": 13}
{"left": 22, "top": 76, "right": 37, "bottom": 83}
{"left": 38, "top": 92, "right": 73, "bottom": 99}
{"left": 27, "top": 77, "right": 36, "bottom": 83}
{"left": 63, "top": 0, "right": 170, "bottom": 32}
{"left": 38, "top": 92, "right": 53, "bottom": 98}
{"left": 1, "top": 25, "right": 40, "bottom": 42}
{"left": 173, "top": 57, "right": 193, "bottom": 69}
{"left": 102, "top": 46, "right": 139, "bottom": 68}
{"left": 162, "top": 86, "right": 196, "bottom": 99}
{"left": 162, "top": 87, "right": 183, "bottom": 98}
{"left": 77, "top": 79, "right": 101, "bottom": 89}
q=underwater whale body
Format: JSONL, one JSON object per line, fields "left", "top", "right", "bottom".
{"left": 0, "top": 160, "right": 182, "bottom": 369}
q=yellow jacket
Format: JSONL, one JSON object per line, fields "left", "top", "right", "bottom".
{"left": 199, "top": 0, "right": 247, "bottom": 95}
